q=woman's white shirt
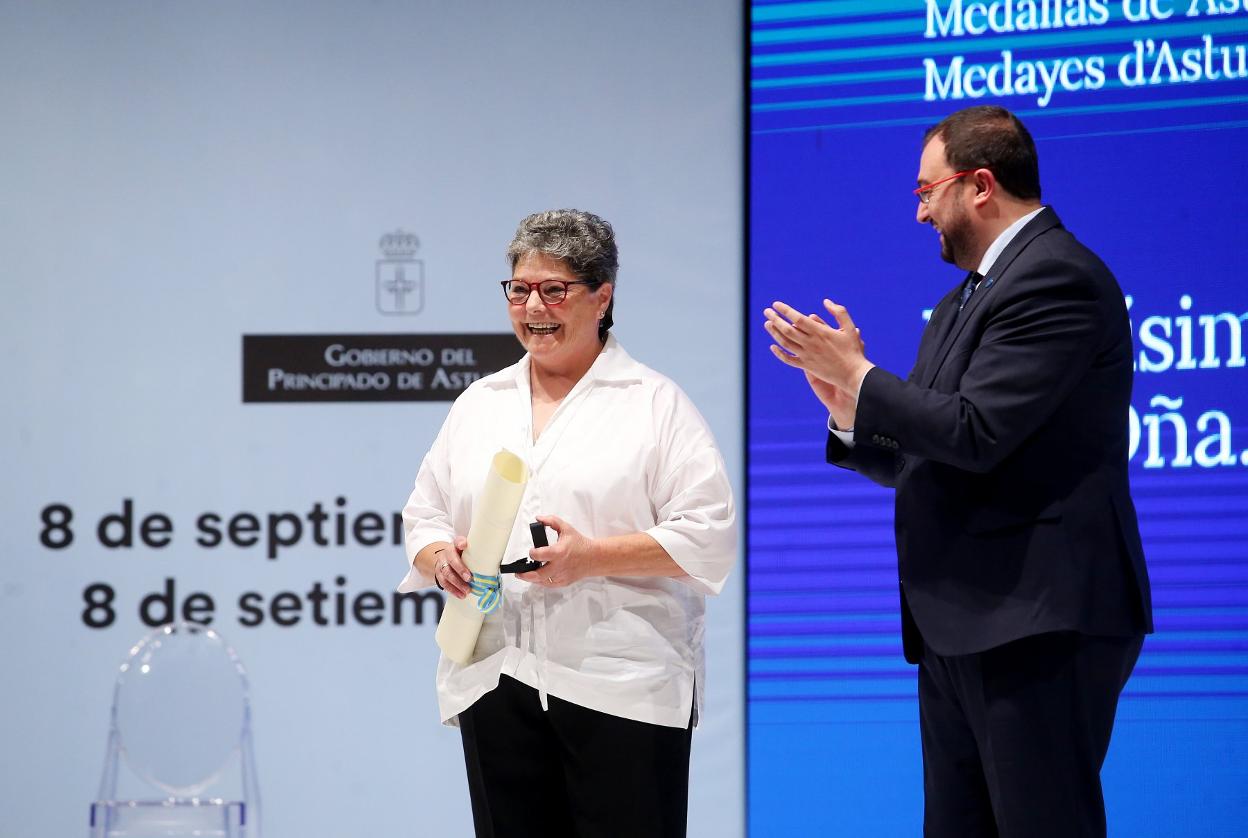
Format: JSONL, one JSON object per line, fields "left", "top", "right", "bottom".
{"left": 398, "top": 336, "right": 736, "bottom": 729}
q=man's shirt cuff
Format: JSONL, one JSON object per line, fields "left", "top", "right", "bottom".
{"left": 828, "top": 416, "right": 855, "bottom": 447}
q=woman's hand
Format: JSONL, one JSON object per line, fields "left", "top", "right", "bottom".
{"left": 432, "top": 535, "right": 473, "bottom": 599}
{"left": 516, "top": 515, "right": 596, "bottom": 588}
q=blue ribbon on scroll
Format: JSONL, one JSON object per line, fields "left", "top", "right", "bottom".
{"left": 470, "top": 572, "right": 502, "bottom": 614}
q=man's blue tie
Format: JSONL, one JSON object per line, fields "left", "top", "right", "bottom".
{"left": 958, "top": 271, "right": 983, "bottom": 312}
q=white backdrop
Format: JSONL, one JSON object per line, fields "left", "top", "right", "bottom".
{"left": 0, "top": 2, "right": 743, "bottom": 835}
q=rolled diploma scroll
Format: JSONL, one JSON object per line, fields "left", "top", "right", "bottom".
{"left": 435, "top": 449, "right": 529, "bottom": 664}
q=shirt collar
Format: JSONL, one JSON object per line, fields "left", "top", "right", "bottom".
{"left": 484, "top": 333, "right": 643, "bottom": 389}
{"left": 976, "top": 205, "right": 1046, "bottom": 277}
{"left": 585, "top": 334, "right": 645, "bottom": 384}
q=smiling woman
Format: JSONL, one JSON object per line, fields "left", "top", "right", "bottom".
{"left": 397, "top": 209, "right": 737, "bottom": 837}
{"left": 506, "top": 250, "right": 610, "bottom": 386}
{"left": 504, "top": 210, "right": 618, "bottom": 375}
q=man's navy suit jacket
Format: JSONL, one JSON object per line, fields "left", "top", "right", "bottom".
{"left": 828, "top": 207, "right": 1154, "bottom": 664}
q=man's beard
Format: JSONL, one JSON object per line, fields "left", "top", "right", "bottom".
{"left": 938, "top": 198, "right": 973, "bottom": 267}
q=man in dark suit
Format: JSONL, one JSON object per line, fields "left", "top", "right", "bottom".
{"left": 763, "top": 105, "right": 1153, "bottom": 837}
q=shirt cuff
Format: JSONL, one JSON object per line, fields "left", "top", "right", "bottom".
{"left": 828, "top": 418, "right": 856, "bottom": 447}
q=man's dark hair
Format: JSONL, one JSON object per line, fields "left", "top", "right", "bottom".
{"left": 924, "top": 105, "right": 1041, "bottom": 201}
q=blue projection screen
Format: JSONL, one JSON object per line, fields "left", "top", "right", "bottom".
{"left": 746, "top": 2, "right": 1248, "bottom": 834}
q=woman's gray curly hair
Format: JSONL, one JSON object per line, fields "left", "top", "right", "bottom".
{"left": 507, "top": 209, "right": 619, "bottom": 342}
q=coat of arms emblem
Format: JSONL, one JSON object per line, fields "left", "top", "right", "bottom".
{"left": 376, "top": 230, "right": 424, "bottom": 315}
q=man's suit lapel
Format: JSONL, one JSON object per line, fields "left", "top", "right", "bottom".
{"left": 910, "top": 283, "right": 963, "bottom": 383}
{"left": 918, "top": 208, "right": 1063, "bottom": 388}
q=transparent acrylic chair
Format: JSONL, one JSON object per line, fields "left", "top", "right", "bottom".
{"left": 89, "top": 622, "right": 261, "bottom": 837}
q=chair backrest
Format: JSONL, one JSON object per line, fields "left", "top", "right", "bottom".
{"left": 91, "top": 622, "right": 260, "bottom": 838}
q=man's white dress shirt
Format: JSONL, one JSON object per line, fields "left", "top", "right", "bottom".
{"left": 398, "top": 336, "right": 736, "bottom": 729}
